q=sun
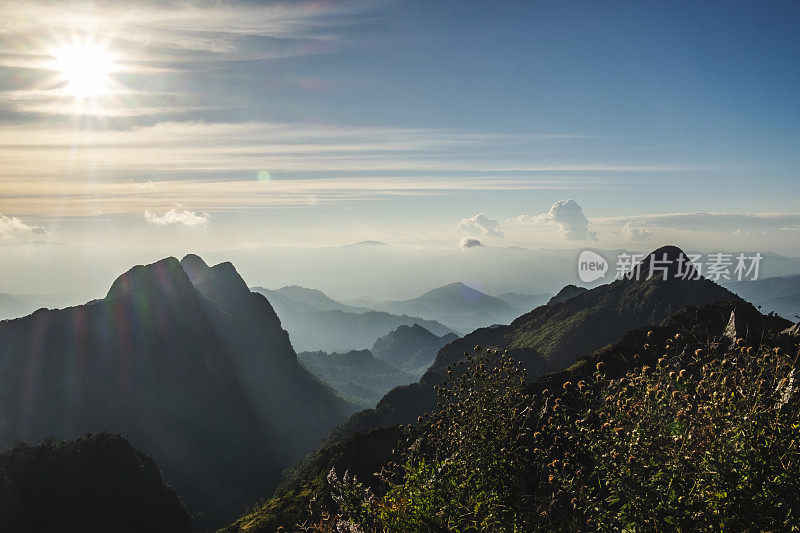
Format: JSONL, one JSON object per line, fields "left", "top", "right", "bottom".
{"left": 52, "top": 41, "right": 116, "bottom": 98}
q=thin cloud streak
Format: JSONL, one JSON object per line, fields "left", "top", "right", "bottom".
{"left": 0, "top": 177, "right": 620, "bottom": 218}
{"left": 0, "top": 121, "right": 708, "bottom": 181}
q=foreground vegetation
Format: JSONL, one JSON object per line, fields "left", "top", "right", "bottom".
{"left": 297, "top": 330, "right": 799, "bottom": 531}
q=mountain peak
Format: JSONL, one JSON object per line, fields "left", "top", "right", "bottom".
{"left": 649, "top": 245, "right": 686, "bottom": 258}
{"left": 422, "top": 282, "right": 480, "bottom": 297}
{"left": 179, "top": 254, "right": 249, "bottom": 295}
{"left": 180, "top": 253, "right": 209, "bottom": 278}
{"left": 548, "top": 284, "right": 588, "bottom": 305}
{"left": 183, "top": 259, "right": 254, "bottom": 317}
{"left": 106, "top": 257, "right": 191, "bottom": 301}
{"left": 630, "top": 245, "right": 698, "bottom": 281}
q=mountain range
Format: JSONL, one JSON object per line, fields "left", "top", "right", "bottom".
{"left": 0, "top": 254, "right": 355, "bottom": 529}
{"left": 330, "top": 246, "right": 741, "bottom": 441}
{"left": 2, "top": 245, "right": 797, "bottom": 531}
{"left": 224, "top": 246, "right": 761, "bottom": 531}
{"left": 252, "top": 285, "right": 454, "bottom": 352}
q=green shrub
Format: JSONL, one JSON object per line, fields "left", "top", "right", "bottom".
{"left": 531, "top": 336, "right": 800, "bottom": 531}
{"left": 377, "top": 348, "right": 532, "bottom": 532}
{"left": 320, "top": 336, "right": 800, "bottom": 532}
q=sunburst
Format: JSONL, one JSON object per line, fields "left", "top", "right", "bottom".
{"left": 51, "top": 40, "right": 117, "bottom": 98}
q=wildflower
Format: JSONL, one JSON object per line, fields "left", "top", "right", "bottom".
{"left": 596, "top": 362, "right": 605, "bottom": 372}
{"left": 695, "top": 348, "right": 704, "bottom": 357}
{"left": 563, "top": 381, "right": 573, "bottom": 390}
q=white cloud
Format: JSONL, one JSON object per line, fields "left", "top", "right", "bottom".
{"left": 0, "top": 214, "right": 44, "bottom": 241}
{"left": 457, "top": 213, "right": 504, "bottom": 238}
{"left": 621, "top": 221, "right": 653, "bottom": 241}
{"left": 517, "top": 199, "right": 597, "bottom": 241}
{"left": 144, "top": 207, "right": 209, "bottom": 227}
{"left": 130, "top": 178, "right": 157, "bottom": 190}
{"left": 732, "top": 228, "right": 766, "bottom": 236}
{"left": 459, "top": 237, "right": 483, "bottom": 249}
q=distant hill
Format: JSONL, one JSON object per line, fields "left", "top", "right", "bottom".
{"left": 370, "top": 282, "right": 520, "bottom": 332}
{"left": 724, "top": 274, "right": 800, "bottom": 320}
{"left": 298, "top": 324, "right": 458, "bottom": 406}
{"left": 255, "top": 285, "right": 369, "bottom": 313}
{"left": 372, "top": 323, "right": 459, "bottom": 371}
{"left": 0, "top": 433, "right": 191, "bottom": 533}
{"left": 0, "top": 255, "right": 355, "bottom": 529}
{"left": 252, "top": 286, "right": 455, "bottom": 352}
{"left": 0, "top": 293, "right": 38, "bottom": 320}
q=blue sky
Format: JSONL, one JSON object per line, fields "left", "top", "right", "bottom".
{"left": 0, "top": 0, "right": 799, "bottom": 257}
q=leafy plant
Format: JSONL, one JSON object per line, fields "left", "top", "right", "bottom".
{"left": 312, "top": 332, "right": 800, "bottom": 532}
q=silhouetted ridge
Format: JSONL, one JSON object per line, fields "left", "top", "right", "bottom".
{"left": 0, "top": 254, "right": 355, "bottom": 529}
{"left": 106, "top": 256, "right": 194, "bottom": 301}
{"left": 0, "top": 433, "right": 191, "bottom": 533}
{"left": 180, "top": 255, "right": 253, "bottom": 311}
